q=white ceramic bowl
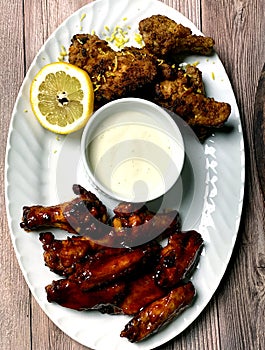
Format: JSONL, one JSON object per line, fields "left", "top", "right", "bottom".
{"left": 81, "top": 98, "right": 185, "bottom": 203}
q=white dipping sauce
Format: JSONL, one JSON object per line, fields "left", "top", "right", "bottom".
{"left": 86, "top": 110, "right": 184, "bottom": 202}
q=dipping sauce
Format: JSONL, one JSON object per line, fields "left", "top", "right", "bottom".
{"left": 86, "top": 109, "right": 184, "bottom": 202}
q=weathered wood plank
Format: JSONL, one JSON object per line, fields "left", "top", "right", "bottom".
{"left": 0, "top": 1, "right": 31, "bottom": 350}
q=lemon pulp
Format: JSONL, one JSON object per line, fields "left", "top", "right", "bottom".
{"left": 30, "top": 62, "right": 94, "bottom": 134}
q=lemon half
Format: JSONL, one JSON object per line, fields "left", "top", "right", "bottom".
{"left": 30, "top": 62, "right": 94, "bottom": 134}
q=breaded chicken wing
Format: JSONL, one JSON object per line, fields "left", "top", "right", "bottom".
{"left": 139, "top": 15, "right": 214, "bottom": 57}
{"left": 68, "top": 34, "right": 158, "bottom": 108}
{"left": 154, "top": 65, "right": 231, "bottom": 129}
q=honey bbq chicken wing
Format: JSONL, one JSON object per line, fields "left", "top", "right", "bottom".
{"left": 68, "top": 240, "right": 161, "bottom": 291}
{"left": 39, "top": 232, "right": 128, "bottom": 276}
{"left": 155, "top": 230, "right": 204, "bottom": 289}
{"left": 111, "top": 202, "right": 181, "bottom": 246}
{"left": 120, "top": 281, "right": 196, "bottom": 342}
{"left": 46, "top": 278, "right": 126, "bottom": 313}
{"left": 20, "top": 184, "right": 108, "bottom": 235}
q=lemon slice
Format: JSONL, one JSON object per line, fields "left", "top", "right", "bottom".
{"left": 30, "top": 62, "right": 94, "bottom": 134}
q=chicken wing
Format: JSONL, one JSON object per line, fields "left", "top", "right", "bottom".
{"left": 69, "top": 240, "right": 161, "bottom": 291}
{"left": 111, "top": 202, "right": 181, "bottom": 246}
{"left": 22, "top": 184, "right": 181, "bottom": 248}
{"left": 155, "top": 230, "right": 203, "bottom": 288}
{"left": 120, "top": 281, "right": 195, "bottom": 342}
{"left": 154, "top": 64, "right": 231, "bottom": 129}
{"left": 46, "top": 278, "right": 126, "bottom": 313}
{"left": 39, "top": 232, "right": 128, "bottom": 276}
{"left": 68, "top": 34, "right": 158, "bottom": 108}
{"left": 118, "top": 273, "right": 167, "bottom": 315}
{"left": 139, "top": 15, "right": 214, "bottom": 57}
{"left": 20, "top": 184, "right": 108, "bottom": 235}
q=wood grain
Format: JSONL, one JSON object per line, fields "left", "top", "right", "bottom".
{"left": 254, "top": 63, "right": 265, "bottom": 200}
{"left": 1, "top": 0, "right": 265, "bottom": 349}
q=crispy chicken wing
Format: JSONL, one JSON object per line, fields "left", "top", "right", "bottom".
{"left": 68, "top": 34, "right": 158, "bottom": 108}
{"left": 139, "top": 15, "right": 214, "bottom": 57}
{"left": 120, "top": 281, "right": 195, "bottom": 342}
{"left": 155, "top": 230, "right": 203, "bottom": 288}
{"left": 66, "top": 16, "right": 230, "bottom": 140}
{"left": 20, "top": 184, "right": 108, "bottom": 234}
{"left": 154, "top": 65, "right": 231, "bottom": 128}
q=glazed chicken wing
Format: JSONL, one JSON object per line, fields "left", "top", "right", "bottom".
{"left": 46, "top": 278, "right": 126, "bottom": 313}
{"left": 155, "top": 230, "right": 203, "bottom": 288}
{"left": 22, "top": 186, "right": 181, "bottom": 248}
{"left": 120, "top": 281, "right": 195, "bottom": 342}
{"left": 20, "top": 184, "right": 108, "bottom": 235}
{"left": 118, "top": 273, "right": 167, "bottom": 315}
{"left": 39, "top": 232, "right": 128, "bottom": 276}
{"left": 69, "top": 240, "right": 161, "bottom": 291}
{"left": 111, "top": 202, "right": 181, "bottom": 246}
{"left": 139, "top": 15, "right": 214, "bottom": 57}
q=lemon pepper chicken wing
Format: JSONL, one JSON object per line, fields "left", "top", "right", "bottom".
{"left": 139, "top": 15, "right": 214, "bottom": 57}
{"left": 154, "top": 64, "right": 231, "bottom": 129}
{"left": 67, "top": 20, "right": 231, "bottom": 136}
{"left": 68, "top": 34, "right": 158, "bottom": 108}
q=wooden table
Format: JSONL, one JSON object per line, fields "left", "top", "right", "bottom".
{"left": 1, "top": 1, "right": 265, "bottom": 349}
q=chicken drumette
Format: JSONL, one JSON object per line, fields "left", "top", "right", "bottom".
{"left": 68, "top": 33, "right": 158, "bottom": 109}
{"left": 139, "top": 14, "right": 214, "bottom": 58}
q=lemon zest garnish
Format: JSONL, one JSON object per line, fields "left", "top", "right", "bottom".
{"left": 80, "top": 13, "right": 86, "bottom": 21}
{"left": 94, "top": 84, "right": 101, "bottom": 92}
{"left": 103, "top": 21, "right": 132, "bottom": 49}
{"left": 134, "top": 33, "right": 144, "bottom": 47}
